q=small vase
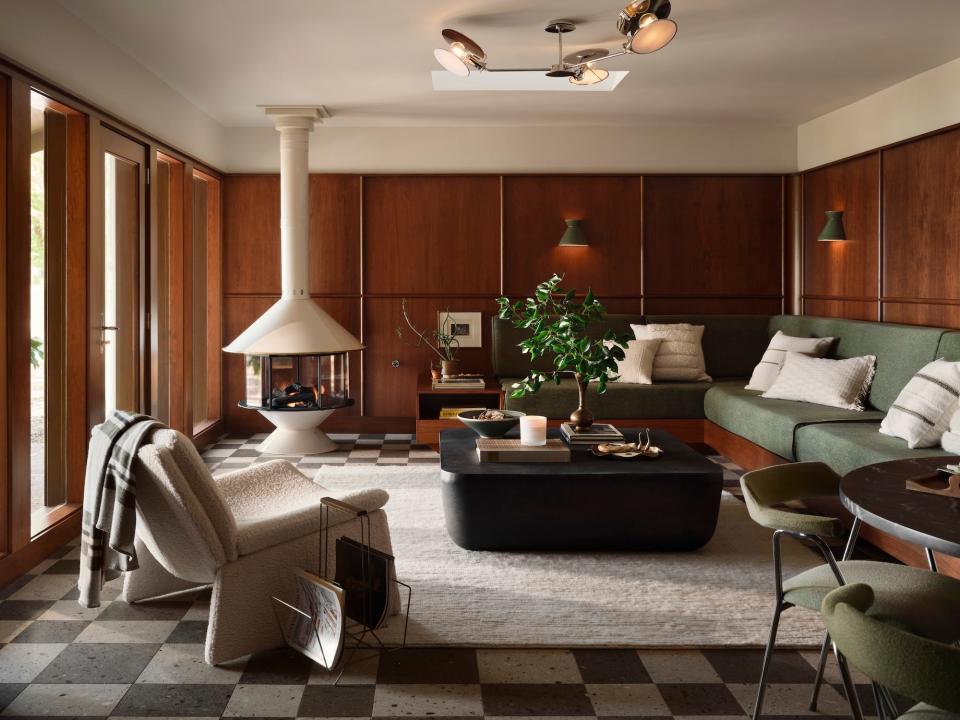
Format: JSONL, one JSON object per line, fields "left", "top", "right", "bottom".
{"left": 430, "top": 368, "right": 442, "bottom": 381}
{"left": 441, "top": 359, "right": 461, "bottom": 377}
{"left": 570, "top": 374, "right": 594, "bottom": 430}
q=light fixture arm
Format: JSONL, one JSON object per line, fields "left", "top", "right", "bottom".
{"left": 567, "top": 48, "right": 631, "bottom": 70}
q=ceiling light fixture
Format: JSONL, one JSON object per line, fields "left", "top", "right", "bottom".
{"left": 432, "top": 0, "right": 676, "bottom": 86}
{"left": 433, "top": 29, "right": 487, "bottom": 76}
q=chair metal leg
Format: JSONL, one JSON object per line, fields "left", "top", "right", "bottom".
{"left": 870, "top": 683, "right": 886, "bottom": 720}
{"left": 834, "top": 645, "right": 864, "bottom": 720}
{"left": 752, "top": 602, "right": 785, "bottom": 720}
{"left": 880, "top": 686, "right": 900, "bottom": 719}
{"left": 925, "top": 547, "right": 938, "bottom": 573}
{"left": 808, "top": 631, "right": 831, "bottom": 711}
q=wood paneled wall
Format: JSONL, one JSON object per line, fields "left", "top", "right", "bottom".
{"left": 223, "top": 173, "right": 787, "bottom": 429}
{"left": 800, "top": 124, "right": 960, "bottom": 327}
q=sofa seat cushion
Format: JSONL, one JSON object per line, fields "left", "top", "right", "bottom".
{"left": 500, "top": 377, "right": 717, "bottom": 419}
{"left": 794, "top": 422, "right": 952, "bottom": 477}
{"left": 704, "top": 383, "right": 884, "bottom": 460}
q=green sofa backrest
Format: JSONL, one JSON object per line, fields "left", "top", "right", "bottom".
{"left": 646, "top": 315, "right": 772, "bottom": 379}
{"left": 936, "top": 332, "right": 960, "bottom": 361}
{"left": 491, "top": 314, "right": 772, "bottom": 379}
{"left": 770, "top": 315, "right": 949, "bottom": 412}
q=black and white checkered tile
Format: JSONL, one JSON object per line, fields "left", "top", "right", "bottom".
{"left": 0, "top": 542, "right": 882, "bottom": 719}
{"left": 201, "top": 433, "right": 442, "bottom": 475}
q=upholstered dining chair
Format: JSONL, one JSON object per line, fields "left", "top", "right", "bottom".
{"left": 740, "top": 461, "right": 960, "bottom": 720}
{"left": 121, "top": 428, "right": 398, "bottom": 665}
{"left": 822, "top": 583, "right": 960, "bottom": 720}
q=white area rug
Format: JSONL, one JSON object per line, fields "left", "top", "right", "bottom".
{"left": 314, "top": 464, "right": 826, "bottom": 649}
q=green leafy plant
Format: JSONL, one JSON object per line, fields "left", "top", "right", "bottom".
{"left": 496, "top": 274, "right": 632, "bottom": 427}
{"left": 396, "top": 299, "right": 460, "bottom": 362}
{"left": 30, "top": 337, "right": 44, "bottom": 370}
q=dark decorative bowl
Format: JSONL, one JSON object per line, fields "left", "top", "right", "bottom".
{"left": 457, "top": 409, "right": 525, "bottom": 438}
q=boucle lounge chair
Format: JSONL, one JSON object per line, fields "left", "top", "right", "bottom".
{"left": 120, "top": 428, "right": 396, "bottom": 665}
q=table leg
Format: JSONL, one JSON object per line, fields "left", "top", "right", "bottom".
{"left": 842, "top": 518, "right": 861, "bottom": 561}
{"left": 924, "top": 547, "right": 938, "bottom": 573}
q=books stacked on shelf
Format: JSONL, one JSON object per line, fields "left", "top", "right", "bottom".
{"left": 432, "top": 373, "right": 486, "bottom": 390}
{"left": 439, "top": 406, "right": 484, "bottom": 419}
{"left": 560, "top": 422, "right": 624, "bottom": 446}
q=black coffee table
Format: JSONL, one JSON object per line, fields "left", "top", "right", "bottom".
{"left": 439, "top": 428, "right": 723, "bottom": 551}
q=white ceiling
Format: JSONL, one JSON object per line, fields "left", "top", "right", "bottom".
{"left": 57, "top": 0, "right": 960, "bottom": 129}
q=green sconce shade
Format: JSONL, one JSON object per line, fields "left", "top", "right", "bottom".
{"left": 559, "top": 219, "right": 589, "bottom": 246}
{"left": 818, "top": 210, "right": 846, "bottom": 242}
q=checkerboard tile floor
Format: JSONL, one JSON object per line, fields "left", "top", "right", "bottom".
{"left": 0, "top": 435, "right": 879, "bottom": 717}
{"left": 200, "top": 434, "right": 746, "bottom": 488}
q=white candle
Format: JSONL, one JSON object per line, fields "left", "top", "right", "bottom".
{"left": 519, "top": 415, "right": 547, "bottom": 446}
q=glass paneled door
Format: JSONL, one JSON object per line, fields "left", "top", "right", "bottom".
{"left": 90, "top": 127, "right": 146, "bottom": 425}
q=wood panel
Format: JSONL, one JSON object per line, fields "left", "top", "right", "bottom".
{"left": 644, "top": 176, "right": 783, "bottom": 301}
{"left": 363, "top": 176, "right": 500, "bottom": 296}
{"left": 223, "top": 175, "right": 361, "bottom": 296}
{"left": 802, "top": 153, "right": 880, "bottom": 309}
{"left": 363, "top": 297, "right": 498, "bottom": 418}
{"left": 883, "top": 128, "right": 960, "bottom": 306}
{"left": 0, "top": 74, "right": 8, "bottom": 555}
{"left": 502, "top": 176, "right": 643, "bottom": 297}
{"left": 222, "top": 295, "right": 362, "bottom": 434}
{"left": 645, "top": 297, "right": 782, "bottom": 315}
{"left": 64, "top": 112, "right": 87, "bottom": 505}
{"left": 804, "top": 298, "right": 878, "bottom": 322}
{"left": 7, "top": 80, "right": 31, "bottom": 550}
{"left": 882, "top": 301, "right": 960, "bottom": 329}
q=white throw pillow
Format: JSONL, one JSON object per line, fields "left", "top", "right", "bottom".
{"left": 604, "top": 338, "right": 662, "bottom": 384}
{"left": 631, "top": 323, "right": 711, "bottom": 382}
{"left": 762, "top": 352, "right": 876, "bottom": 411}
{"left": 746, "top": 331, "right": 836, "bottom": 392}
{"left": 879, "top": 359, "right": 960, "bottom": 448}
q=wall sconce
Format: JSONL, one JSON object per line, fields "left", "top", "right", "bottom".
{"left": 817, "top": 211, "right": 846, "bottom": 242}
{"left": 559, "top": 219, "right": 589, "bottom": 246}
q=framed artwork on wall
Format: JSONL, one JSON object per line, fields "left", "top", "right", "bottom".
{"left": 439, "top": 311, "right": 482, "bottom": 348}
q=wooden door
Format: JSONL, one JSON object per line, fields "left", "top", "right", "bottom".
{"left": 89, "top": 126, "right": 147, "bottom": 424}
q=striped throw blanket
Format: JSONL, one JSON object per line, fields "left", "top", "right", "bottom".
{"left": 78, "top": 410, "right": 162, "bottom": 608}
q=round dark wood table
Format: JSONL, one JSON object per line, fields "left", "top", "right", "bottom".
{"left": 840, "top": 456, "right": 960, "bottom": 569}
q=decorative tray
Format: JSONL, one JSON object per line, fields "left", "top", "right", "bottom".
{"left": 590, "top": 431, "right": 664, "bottom": 460}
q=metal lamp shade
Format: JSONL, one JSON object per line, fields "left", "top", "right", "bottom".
{"left": 559, "top": 219, "right": 589, "bottom": 246}
{"left": 818, "top": 211, "right": 847, "bottom": 242}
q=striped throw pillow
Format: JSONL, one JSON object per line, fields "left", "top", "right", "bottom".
{"left": 880, "top": 359, "right": 960, "bottom": 448}
{"left": 745, "top": 331, "right": 835, "bottom": 392}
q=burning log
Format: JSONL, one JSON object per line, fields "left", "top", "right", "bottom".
{"left": 270, "top": 383, "right": 318, "bottom": 409}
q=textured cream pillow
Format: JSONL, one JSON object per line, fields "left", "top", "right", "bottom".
{"left": 879, "top": 359, "right": 960, "bottom": 448}
{"left": 763, "top": 352, "right": 876, "bottom": 411}
{"left": 604, "top": 338, "right": 662, "bottom": 384}
{"left": 746, "top": 331, "right": 836, "bottom": 392}
{"left": 631, "top": 323, "right": 711, "bottom": 382}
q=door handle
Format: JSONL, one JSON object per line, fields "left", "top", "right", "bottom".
{"left": 99, "top": 325, "right": 118, "bottom": 351}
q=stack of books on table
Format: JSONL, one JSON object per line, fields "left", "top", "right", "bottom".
{"left": 560, "top": 422, "right": 624, "bottom": 446}
{"left": 432, "top": 374, "right": 485, "bottom": 390}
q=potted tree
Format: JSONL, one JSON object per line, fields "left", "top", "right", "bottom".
{"left": 497, "top": 274, "right": 632, "bottom": 429}
{"left": 396, "top": 300, "right": 462, "bottom": 377}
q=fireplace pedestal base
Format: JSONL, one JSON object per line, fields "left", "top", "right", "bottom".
{"left": 255, "top": 408, "right": 338, "bottom": 455}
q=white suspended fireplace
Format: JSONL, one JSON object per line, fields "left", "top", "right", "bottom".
{"left": 224, "top": 106, "right": 363, "bottom": 455}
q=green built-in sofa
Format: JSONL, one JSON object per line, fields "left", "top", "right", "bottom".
{"left": 493, "top": 314, "right": 960, "bottom": 477}
{"left": 494, "top": 313, "right": 960, "bottom": 573}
